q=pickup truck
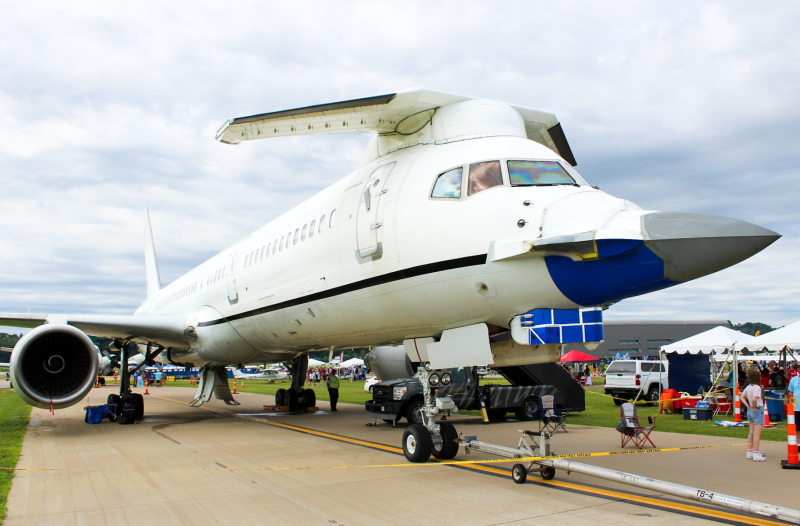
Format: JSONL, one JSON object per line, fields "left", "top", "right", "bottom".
{"left": 365, "top": 366, "right": 560, "bottom": 423}
{"left": 604, "top": 360, "right": 668, "bottom": 404}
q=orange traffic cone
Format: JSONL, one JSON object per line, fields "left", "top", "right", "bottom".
{"left": 764, "top": 401, "right": 776, "bottom": 428}
{"left": 782, "top": 397, "right": 800, "bottom": 469}
{"left": 233, "top": 377, "right": 237, "bottom": 395}
{"left": 734, "top": 385, "right": 742, "bottom": 423}
{"left": 95, "top": 376, "right": 100, "bottom": 388}
{"left": 144, "top": 379, "right": 149, "bottom": 395}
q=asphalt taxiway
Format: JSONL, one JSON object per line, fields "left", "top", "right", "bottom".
{"left": 4, "top": 385, "right": 797, "bottom": 526}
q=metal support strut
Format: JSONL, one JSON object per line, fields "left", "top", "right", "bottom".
{"left": 401, "top": 364, "right": 458, "bottom": 463}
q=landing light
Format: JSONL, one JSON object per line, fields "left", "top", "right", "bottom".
{"left": 429, "top": 373, "right": 440, "bottom": 386}
{"left": 441, "top": 373, "right": 452, "bottom": 385}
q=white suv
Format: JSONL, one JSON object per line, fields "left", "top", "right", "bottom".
{"left": 604, "top": 360, "right": 668, "bottom": 405}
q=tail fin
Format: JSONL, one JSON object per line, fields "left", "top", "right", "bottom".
{"left": 144, "top": 208, "right": 162, "bottom": 298}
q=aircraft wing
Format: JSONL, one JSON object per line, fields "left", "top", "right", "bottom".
{"left": 215, "top": 88, "right": 576, "bottom": 165}
{"left": 0, "top": 313, "right": 192, "bottom": 350}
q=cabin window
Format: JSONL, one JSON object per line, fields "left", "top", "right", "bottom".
{"left": 287, "top": 232, "right": 293, "bottom": 248}
{"left": 301, "top": 224, "right": 307, "bottom": 241}
{"left": 293, "top": 228, "right": 300, "bottom": 245}
{"left": 273, "top": 240, "right": 278, "bottom": 255}
{"left": 309, "top": 219, "right": 316, "bottom": 237}
{"left": 329, "top": 209, "right": 337, "bottom": 228}
{"left": 507, "top": 160, "right": 575, "bottom": 186}
{"left": 266, "top": 243, "right": 272, "bottom": 257}
{"left": 255, "top": 248, "right": 261, "bottom": 261}
{"left": 280, "top": 236, "right": 285, "bottom": 251}
{"left": 468, "top": 161, "right": 502, "bottom": 195}
{"left": 319, "top": 215, "right": 326, "bottom": 233}
{"left": 431, "top": 167, "right": 463, "bottom": 199}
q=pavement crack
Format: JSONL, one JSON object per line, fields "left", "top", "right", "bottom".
{"left": 150, "top": 428, "right": 181, "bottom": 444}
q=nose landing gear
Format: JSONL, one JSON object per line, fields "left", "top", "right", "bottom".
{"left": 401, "top": 364, "right": 458, "bottom": 462}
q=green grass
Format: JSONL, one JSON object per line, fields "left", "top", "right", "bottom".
{"left": 0, "top": 390, "right": 31, "bottom": 524}
{"left": 160, "top": 375, "right": 786, "bottom": 442}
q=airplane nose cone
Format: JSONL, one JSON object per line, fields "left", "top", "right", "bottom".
{"left": 642, "top": 212, "right": 780, "bottom": 282}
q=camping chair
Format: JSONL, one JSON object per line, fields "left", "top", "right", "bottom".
{"left": 539, "top": 395, "right": 570, "bottom": 434}
{"left": 713, "top": 393, "right": 732, "bottom": 416}
{"left": 617, "top": 402, "right": 657, "bottom": 449}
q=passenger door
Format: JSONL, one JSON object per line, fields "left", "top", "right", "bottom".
{"left": 355, "top": 162, "right": 396, "bottom": 259}
{"left": 226, "top": 254, "right": 239, "bottom": 305}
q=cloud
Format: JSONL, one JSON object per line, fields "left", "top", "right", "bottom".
{"left": 0, "top": 0, "right": 797, "bottom": 331}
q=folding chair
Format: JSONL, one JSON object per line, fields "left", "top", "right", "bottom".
{"left": 617, "top": 402, "right": 657, "bottom": 449}
{"left": 539, "top": 395, "right": 570, "bottom": 434}
{"left": 713, "top": 393, "right": 732, "bottom": 416}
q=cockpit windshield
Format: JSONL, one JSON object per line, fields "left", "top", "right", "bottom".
{"left": 508, "top": 160, "right": 576, "bottom": 186}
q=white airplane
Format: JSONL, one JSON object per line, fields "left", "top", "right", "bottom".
{"left": 231, "top": 367, "right": 288, "bottom": 382}
{"left": 1, "top": 89, "right": 779, "bottom": 461}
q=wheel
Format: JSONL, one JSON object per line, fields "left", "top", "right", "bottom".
{"left": 539, "top": 466, "right": 556, "bottom": 480}
{"left": 515, "top": 397, "right": 538, "bottom": 421}
{"left": 275, "top": 388, "right": 286, "bottom": 406}
{"left": 286, "top": 390, "right": 298, "bottom": 412}
{"left": 107, "top": 394, "right": 122, "bottom": 422}
{"left": 98, "top": 377, "right": 106, "bottom": 386}
{"left": 369, "top": 385, "right": 374, "bottom": 394}
{"left": 646, "top": 387, "right": 660, "bottom": 404}
{"left": 432, "top": 422, "right": 459, "bottom": 460}
{"left": 402, "top": 424, "right": 433, "bottom": 463}
{"left": 303, "top": 388, "right": 316, "bottom": 409}
{"left": 132, "top": 393, "right": 144, "bottom": 419}
{"left": 487, "top": 408, "right": 507, "bottom": 421}
{"left": 613, "top": 397, "right": 624, "bottom": 406}
{"left": 512, "top": 463, "right": 527, "bottom": 484}
{"left": 405, "top": 399, "right": 423, "bottom": 424}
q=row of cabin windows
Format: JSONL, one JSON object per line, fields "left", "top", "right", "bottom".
{"left": 155, "top": 281, "right": 199, "bottom": 310}
{"left": 243, "top": 209, "right": 337, "bottom": 269}
{"left": 430, "top": 159, "right": 577, "bottom": 200}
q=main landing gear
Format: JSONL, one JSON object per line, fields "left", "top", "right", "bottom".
{"left": 401, "top": 364, "right": 459, "bottom": 462}
{"left": 111, "top": 342, "right": 164, "bottom": 424}
{"left": 274, "top": 354, "right": 316, "bottom": 411}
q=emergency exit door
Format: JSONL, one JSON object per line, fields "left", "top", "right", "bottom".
{"left": 356, "top": 162, "right": 395, "bottom": 259}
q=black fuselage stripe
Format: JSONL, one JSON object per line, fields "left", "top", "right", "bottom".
{"left": 197, "top": 254, "right": 488, "bottom": 327}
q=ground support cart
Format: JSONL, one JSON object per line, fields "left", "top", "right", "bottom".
{"left": 458, "top": 429, "right": 556, "bottom": 484}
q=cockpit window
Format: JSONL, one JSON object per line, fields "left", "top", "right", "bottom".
{"left": 431, "top": 167, "right": 463, "bottom": 199}
{"left": 508, "top": 160, "right": 576, "bottom": 186}
{"left": 468, "top": 161, "right": 503, "bottom": 195}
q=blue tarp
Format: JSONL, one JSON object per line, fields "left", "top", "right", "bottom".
{"left": 666, "top": 353, "right": 711, "bottom": 394}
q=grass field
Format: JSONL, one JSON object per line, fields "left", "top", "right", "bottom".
{"left": 0, "top": 390, "right": 31, "bottom": 525}
{"left": 152, "top": 375, "right": 787, "bottom": 442}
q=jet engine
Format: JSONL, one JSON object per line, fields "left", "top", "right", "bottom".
{"left": 364, "top": 345, "right": 419, "bottom": 381}
{"left": 10, "top": 324, "right": 99, "bottom": 410}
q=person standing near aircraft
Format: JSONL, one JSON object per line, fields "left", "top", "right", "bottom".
{"left": 741, "top": 368, "right": 766, "bottom": 462}
{"left": 327, "top": 369, "right": 340, "bottom": 412}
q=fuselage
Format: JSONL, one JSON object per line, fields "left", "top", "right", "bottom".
{"left": 135, "top": 136, "right": 635, "bottom": 367}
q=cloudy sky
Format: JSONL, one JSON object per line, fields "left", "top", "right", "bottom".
{"left": 1, "top": 1, "right": 798, "bottom": 334}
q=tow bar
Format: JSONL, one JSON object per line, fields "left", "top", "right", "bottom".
{"left": 458, "top": 430, "right": 800, "bottom": 524}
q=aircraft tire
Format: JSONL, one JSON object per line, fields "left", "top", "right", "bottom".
{"left": 431, "top": 422, "right": 459, "bottom": 460}
{"left": 286, "top": 390, "right": 298, "bottom": 412}
{"left": 303, "top": 388, "right": 316, "bottom": 409}
{"left": 539, "top": 466, "right": 556, "bottom": 480}
{"left": 132, "top": 393, "right": 144, "bottom": 419}
{"left": 275, "top": 389, "right": 286, "bottom": 407}
{"left": 98, "top": 377, "right": 106, "bottom": 386}
{"left": 402, "top": 424, "right": 432, "bottom": 463}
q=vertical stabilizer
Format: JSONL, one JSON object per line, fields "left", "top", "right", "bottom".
{"left": 143, "top": 208, "right": 162, "bottom": 298}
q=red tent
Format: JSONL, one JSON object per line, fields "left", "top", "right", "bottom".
{"left": 559, "top": 350, "right": 598, "bottom": 362}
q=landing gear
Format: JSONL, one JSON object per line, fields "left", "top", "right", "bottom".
{"left": 401, "top": 364, "right": 459, "bottom": 463}
{"left": 116, "top": 342, "right": 165, "bottom": 424}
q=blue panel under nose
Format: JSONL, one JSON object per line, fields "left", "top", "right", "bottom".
{"left": 545, "top": 245, "right": 678, "bottom": 307}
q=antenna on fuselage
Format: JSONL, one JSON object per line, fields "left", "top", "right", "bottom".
{"left": 143, "top": 208, "right": 162, "bottom": 298}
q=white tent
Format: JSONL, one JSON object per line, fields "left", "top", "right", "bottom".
{"left": 308, "top": 358, "right": 329, "bottom": 367}
{"left": 736, "top": 320, "right": 800, "bottom": 352}
{"left": 661, "top": 326, "right": 756, "bottom": 354}
{"left": 338, "top": 357, "right": 365, "bottom": 368}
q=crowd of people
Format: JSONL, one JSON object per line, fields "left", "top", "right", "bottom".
{"left": 306, "top": 365, "right": 368, "bottom": 386}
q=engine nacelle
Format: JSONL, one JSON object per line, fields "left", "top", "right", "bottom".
{"left": 364, "top": 345, "right": 419, "bottom": 381}
{"left": 10, "top": 324, "right": 99, "bottom": 410}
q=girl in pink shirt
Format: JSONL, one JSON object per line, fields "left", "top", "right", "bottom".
{"left": 741, "top": 368, "right": 766, "bottom": 462}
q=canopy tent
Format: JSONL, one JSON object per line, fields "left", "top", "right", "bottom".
{"left": 308, "top": 358, "right": 329, "bottom": 367}
{"left": 736, "top": 320, "right": 800, "bottom": 352}
{"left": 659, "top": 326, "right": 755, "bottom": 397}
{"left": 338, "top": 358, "right": 365, "bottom": 368}
{"left": 559, "top": 350, "right": 598, "bottom": 362}
{"left": 713, "top": 353, "right": 778, "bottom": 362}
{"left": 661, "top": 327, "right": 755, "bottom": 354}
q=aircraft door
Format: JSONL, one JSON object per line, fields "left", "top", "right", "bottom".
{"left": 356, "top": 162, "right": 396, "bottom": 259}
{"left": 226, "top": 254, "right": 239, "bottom": 305}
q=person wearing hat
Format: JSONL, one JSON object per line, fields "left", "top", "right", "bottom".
{"left": 326, "top": 369, "right": 340, "bottom": 412}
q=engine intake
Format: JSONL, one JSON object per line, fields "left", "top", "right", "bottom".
{"left": 364, "top": 345, "right": 419, "bottom": 381}
{"left": 10, "top": 324, "right": 99, "bottom": 410}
